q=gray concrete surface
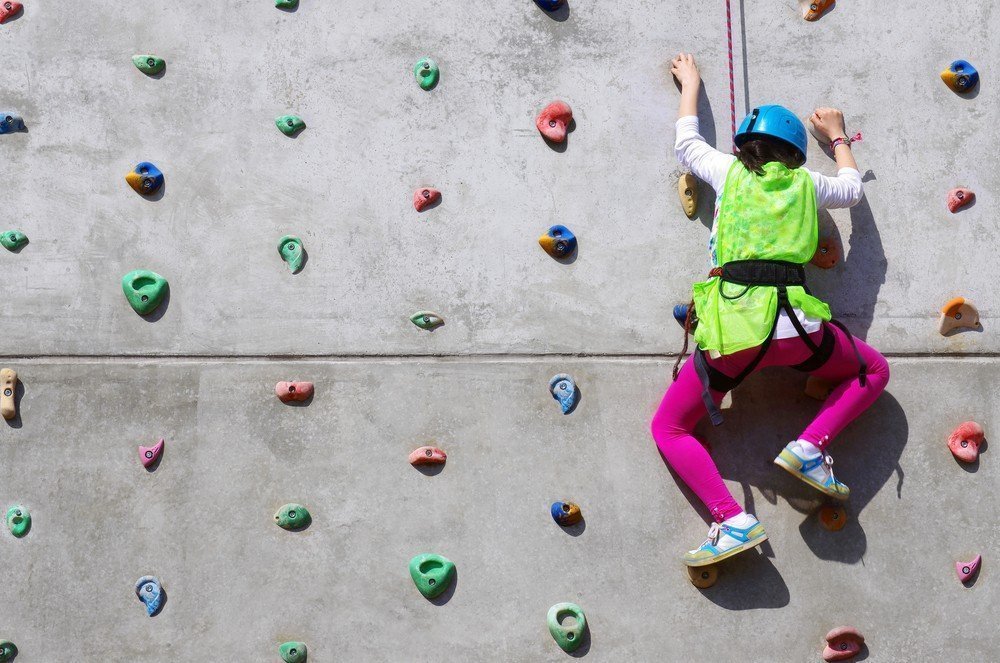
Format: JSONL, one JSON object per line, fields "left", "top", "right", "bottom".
{"left": 0, "top": 0, "right": 997, "bottom": 661}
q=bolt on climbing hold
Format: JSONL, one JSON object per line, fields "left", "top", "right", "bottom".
{"left": 274, "top": 503, "right": 311, "bottom": 531}
{"left": 822, "top": 626, "right": 864, "bottom": 662}
{"left": 549, "top": 374, "right": 578, "bottom": 414}
{"left": 538, "top": 225, "right": 577, "bottom": 259}
{"left": 409, "top": 446, "right": 447, "bottom": 465}
{"left": 550, "top": 501, "right": 582, "bottom": 526}
{"left": 941, "top": 60, "right": 979, "bottom": 93}
{"left": 1, "top": 230, "right": 27, "bottom": 251}
{"left": 413, "top": 188, "right": 441, "bottom": 212}
{"left": 275, "top": 0, "right": 298, "bottom": 8}
{"left": 139, "top": 438, "right": 164, "bottom": 468}
{"left": 0, "top": 641, "right": 15, "bottom": 663}
{"left": 536, "top": 101, "right": 573, "bottom": 143}
{"left": 956, "top": 554, "right": 981, "bottom": 583}
{"left": 802, "top": 0, "right": 833, "bottom": 21}
{"left": 939, "top": 297, "right": 980, "bottom": 335}
{"left": 135, "top": 576, "right": 164, "bottom": 616}
{"left": 132, "top": 54, "right": 165, "bottom": 76}
{"left": 125, "top": 162, "right": 164, "bottom": 196}
{"left": 947, "top": 188, "right": 975, "bottom": 213}
{"left": 279, "top": 642, "right": 307, "bottom": 663}
{"left": 804, "top": 376, "right": 833, "bottom": 401}
{"left": 673, "top": 303, "right": 692, "bottom": 327}
{"left": 409, "top": 553, "right": 456, "bottom": 599}
{"left": 547, "top": 603, "right": 586, "bottom": 653}
{"left": 687, "top": 564, "right": 718, "bottom": 588}
{"left": 947, "top": 421, "right": 984, "bottom": 463}
{"left": 121, "top": 269, "right": 168, "bottom": 316}
{"left": 5, "top": 505, "right": 29, "bottom": 538}
{"left": 819, "top": 504, "right": 847, "bottom": 531}
{"left": 678, "top": 173, "right": 698, "bottom": 218}
{"left": 534, "top": 0, "right": 565, "bottom": 10}
{"left": 275, "top": 381, "right": 314, "bottom": 403}
{"left": 277, "top": 235, "right": 305, "bottom": 273}
{"left": 0, "top": 1, "right": 22, "bottom": 24}
{"left": 811, "top": 238, "right": 839, "bottom": 269}
{"left": 413, "top": 58, "right": 439, "bottom": 90}
{"left": 275, "top": 115, "right": 305, "bottom": 136}
{"left": 1, "top": 368, "right": 17, "bottom": 420}
{"left": 410, "top": 311, "right": 444, "bottom": 331}
{"left": 0, "top": 112, "right": 24, "bottom": 134}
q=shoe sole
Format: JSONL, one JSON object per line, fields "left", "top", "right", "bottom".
{"left": 773, "top": 456, "right": 850, "bottom": 501}
{"left": 683, "top": 533, "right": 768, "bottom": 568}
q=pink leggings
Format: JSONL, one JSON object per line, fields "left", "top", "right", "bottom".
{"left": 650, "top": 323, "right": 890, "bottom": 522}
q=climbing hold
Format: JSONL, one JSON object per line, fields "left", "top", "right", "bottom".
{"left": 939, "top": 297, "right": 980, "bottom": 335}
{"left": 538, "top": 225, "right": 577, "bottom": 259}
{"left": 804, "top": 376, "right": 834, "bottom": 401}
{"left": 956, "top": 554, "right": 981, "bottom": 583}
{"left": 947, "top": 188, "right": 975, "bottom": 213}
{"left": 678, "top": 173, "right": 698, "bottom": 218}
{"left": 941, "top": 60, "right": 979, "bottom": 93}
{"left": 0, "top": 1, "right": 22, "bottom": 24}
{"left": 125, "top": 162, "right": 164, "bottom": 196}
{"left": 947, "top": 421, "right": 984, "bottom": 463}
{"left": 823, "top": 626, "right": 864, "bottom": 662}
{"left": 802, "top": 0, "right": 833, "bottom": 21}
{"left": 0, "top": 641, "right": 16, "bottom": 663}
{"left": 135, "top": 576, "right": 164, "bottom": 616}
{"left": 550, "top": 501, "right": 582, "bottom": 526}
{"left": 275, "top": 381, "right": 314, "bottom": 403}
{"left": 547, "top": 603, "right": 586, "bottom": 653}
{"left": 673, "top": 304, "right": 692, "bottom": 328}
{"left": 536, "top": 101, "right": 573, "bottom": 143}
{"left": 810, "top": 238, "right": 839, "bottom": 269}
{"left": 278, "top": 235, "right": 305, "bottom": 273}
{"left": 687, "top": 564, "right": 718, "bottom": 588}
{"left": 548, "top": 374, "right": 578, "bottom": 414}
{"left": 132, "top": 54, "right": 165, "bottom": 76}
{"left": 413, "top": 58, "right": 439, "bottom": 90}
{"left": 0, "top": 113, "right": 25, "bottom": 133}
{"left": 413, "top": 188, "right": 441, "bottom": 212}
{"left": 409, "top": 446, "right": 447, "bottom": 465}
{"left": 275, "top": 0, "right": 298, "bottom": 8}
{"left": 121, "top": 269, "right": 168, "bottom": 316}
{"left": 0, "top": 368, "right": 17, "bottom": 420}
{"left": 534, "top": 0, "right": 565, "bottom": 10}
{"left": 819, "top": 505, "right": 847, "bottom": 531}
{"left": 139, "top": 438, "right": 164, "bottom": 468}
{"left": 275, "top": 115, "right": 305, "bottom": 136}
{"left": 5, "top": 505, "right": 29, "bottom": 538}
{"left": 1, "top": 230, "right": 27, "bottom": 251}
{"left": 410, "top": 311, "right": 444, "bottom": 331}
{"left": 409, "top": 553, "right": 456, "bottom": 599}
{"left": 274, "top": 503, "right": 311, "bottom": 530}
{"left": 279, "top": 642, "right": 307, "bottom": 663}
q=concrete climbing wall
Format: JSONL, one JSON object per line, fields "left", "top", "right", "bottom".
{"left": 0, "top": 0, "right": 997, "bottom": 660}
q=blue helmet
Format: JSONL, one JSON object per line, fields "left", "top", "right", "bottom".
{"left": 735, "top": 105, "right": 807, "bottom": 159}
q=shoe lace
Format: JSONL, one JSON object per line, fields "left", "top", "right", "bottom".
{"left": 705, "top": 523, "right": 721, "bottom": 545}
{"left": 822, "top": 453, "right": 840, "bottom": 482}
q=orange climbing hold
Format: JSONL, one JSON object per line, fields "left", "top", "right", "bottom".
{"left": 947, "top": 188, "right": 975, "bottom": 213}
{"left": 536, "top": 101, "right": 573, "bottom": 143}
{"left": 819, "top": 505, "right": 847, "bottom": 531}
{"left": 939, "top": 297, "right": 980, "bottom": 335}
{"left": 678, "top": 173, "right": 698, "bottom": 218}
{"left": 803, "top": 0, "right": 834, "bottom": 21}
{"left": 823, "top": 626, "right": 864, "bottom": 661}
{"left": 947, "top": 421, "right": 984, "bottom": 463}
{"left": 687, "top": 564, "right": 718, "bottom": 588}
{"left": 811, "top": 238, "right": 839, "bottom": 269}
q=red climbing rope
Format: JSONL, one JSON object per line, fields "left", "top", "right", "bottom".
{"left": 725, "top": 0, "right": 737, "bottom": 151}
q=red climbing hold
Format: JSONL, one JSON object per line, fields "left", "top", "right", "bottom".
{"left": 0, "top": 1, "right": 22, "bottom": 23}
{"left": 811, "top": 238, "right": 839, "bottom": 269}
{"left": 956, "top": 554, "right": 981, "bottom": 583}
{"left": 823, "top": 626, "right": 864, "bottom": 662}
{"left": 413, "top": 188, "right": 441, "bottom": 212}
{"left": 409, "top": 446, "right": 447, "bottom": 465}
{"left": 947, "top": 188, "right": 975, "bottom": 213}
{"left": 536, "top": 101, "right": 572, "bottom": 143}
{"left": 947, "top": 421, "right": 984, "bottom": 463}
{"left": 275, "top": 381, "right": 314, "bottom": 403}
{"left": 803, "top": 0, "right": 834, "bottom": 21}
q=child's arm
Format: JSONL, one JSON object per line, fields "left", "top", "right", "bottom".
{"left": 671, "top": 53, "right": 735, "bottom": 193}
{"left": 808, "top": 107, "right": 863, "bottom": 208}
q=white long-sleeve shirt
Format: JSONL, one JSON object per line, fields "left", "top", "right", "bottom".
{"left": 675, "top": 115, "right": 864, "bottom": 341}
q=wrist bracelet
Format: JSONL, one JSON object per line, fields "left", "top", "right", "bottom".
{"left": 830, "top": 132, "right": 863, "bottom": 149}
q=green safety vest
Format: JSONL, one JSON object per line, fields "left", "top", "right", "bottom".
{"left": 692, "top": 160, "right": 832, "bottom": 355}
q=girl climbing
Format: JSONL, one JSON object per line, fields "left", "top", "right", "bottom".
{"left": 651, "top": 53, "right": 890, "bottom": 568}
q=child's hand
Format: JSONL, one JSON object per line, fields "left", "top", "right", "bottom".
{"left": 671, "top": 53, "right": 701, "bottom": 90}
{"left": 809, "top": 107, "right": 847, "bottom": 142}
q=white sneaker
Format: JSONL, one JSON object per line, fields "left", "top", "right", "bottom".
{"left": 774, "top": 440, "right": 850, "bottom": 500}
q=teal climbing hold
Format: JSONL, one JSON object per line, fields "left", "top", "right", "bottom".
{"left": 0, "top": 640, "right": 16, "bottom": 663}
{"left": 279, "top": 641, "right": 307, "bottom": 662}
{"left": 547, "top": 602, "right": 586, "bottom": 653}
{"left": 278, "top": 235, "right": 304, "bottom": 273}
{"left": 0, "top": 230, "right": 27, "bottom": 251}
{"left": 276, "top": 115, "right": 305, "bottom": 136}
{"left": 5, "top": 505, "right": 30, "bottom": 538}
{"left": 409, "top": 553, "right": 456, "bottom": 599}
{"left": 121, "top": 270, "right": 168, "bottom": 316}
{"left": 410, "top": 311, "right": 444, "bottom": 331}
{"left": 132, "top": 54, "right": 165, "bottom": 76}
{"left": 413, "top": 58, "right": 439, "bottom": 90}
{"left": 275, "top": 0, "right": 298, "bottom": 8}
{"left": 274, "top": 503, "right": 311, "bottom": 530}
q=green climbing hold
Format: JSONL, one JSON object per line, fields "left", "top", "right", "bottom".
{"left": 278, "top": 235, "right": 304, "bottom": 273}
{"left": 5, "top": 505, "right": 30, "bottom": 538}
{"left": 274, "top": 503, "right": 311, "bottom": 531}
{"left": 275, "top": 0, "right": 298, "bottom": 7}
{"left": 0, "top": 641, "right": 16, "bottom": 663}
{"left": 0, "top": 230, "right": 27, "bottom": 251}
{"left": 410, "top": 311, "right": 444, "bottom": 331}
{"left": 121, "top": 269, "right": 168, "bottom": 316}
{"left": 276, "top": 115, "right": 305, "bottom": 136}
{"left": 132, "top": 54, "right": 165, "bottom": 76}
{"left": 279, "top": 641, "right": 307, "bottom": 662}
{"left": 547, "top": 602, "right": 586, "bottom": 653}
{"left": 408, "top": 553, "right": 456, "bottom": 599}
{"left": 413, "top": 58, "right": 439, "bottom": 90}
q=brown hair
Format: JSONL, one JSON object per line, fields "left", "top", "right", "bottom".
{"left": 736, "top": 137, "right": 805, "bottom": 176}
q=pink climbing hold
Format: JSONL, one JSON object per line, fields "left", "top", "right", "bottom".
{"left": 956, "top": 554, "right": 981, "bottom": 583}
{"left": 275, "top": 381, "right": 314, "bottom": 403}
{"left": 823, "top": 626, "right": 864, "bottom": 662}
{"left": 139, "top": 438, "right": 164, "bottom": 468}
{"left": 947, "top": 421, "right": 984, "bottom": 463}
{"left": 409, "top": 446, "right": 447, "bottom": 465}
{"left": 947, "top": 188, "right": 975, "bottom": 213}
{"left": 536, "top": 101, "right": 573, "bottom": 143}
{"left": 413, "top": 188, "right": 441, "bottom": 212}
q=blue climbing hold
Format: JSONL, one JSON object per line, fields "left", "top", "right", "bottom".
{"left": 548, "top": 374, "right": 578, "bottom": 414}
{"left": 941, "top": 60, "right": 979, "bottom": 93}
{"left": 673, "top": 304, "right": 689, "bottom": 326}
{"left": 125, "top": 162, "right": 164, "bottom": 196}
{"left": 0, "top": 113, "right": 24, "bottom": 134}
{"left": 534, "top": 0, "right": 565, "bottom": 10}
{"left": 135, "top": 576, "right": 164, "bottom": 616}
{"left": 538, "top": 225, "right": 577, "bottom": 259}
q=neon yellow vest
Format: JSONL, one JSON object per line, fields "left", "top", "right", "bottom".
{"left": 692, "top": 161, "right": 831, "bottom": 355}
